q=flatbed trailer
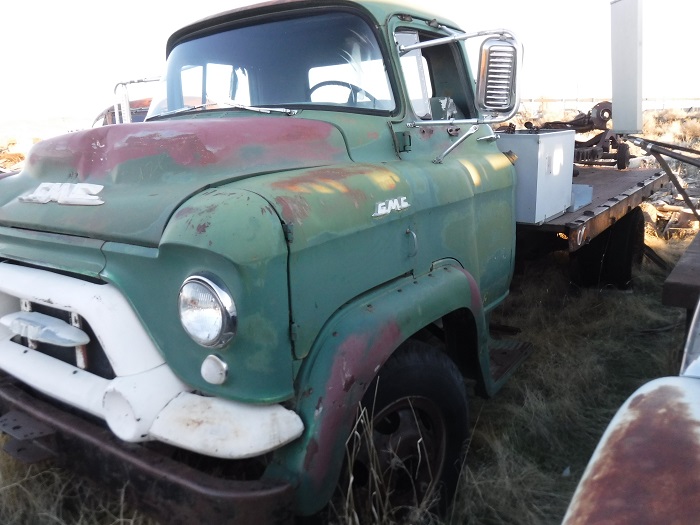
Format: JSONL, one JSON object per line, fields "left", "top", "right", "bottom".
{"left": 516, "top": 165, "right": 669, "bottom": 287}
{"left": 527, "top": 166, "right": 668, "bottom": 251}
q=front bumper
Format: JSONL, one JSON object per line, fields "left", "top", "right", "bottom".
{"left": 0, "top": 373, "right": 295, "bottom": 525}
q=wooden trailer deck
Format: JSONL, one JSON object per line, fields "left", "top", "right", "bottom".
{"left": 518, "top": 165, "right": 669, "bottom": 252}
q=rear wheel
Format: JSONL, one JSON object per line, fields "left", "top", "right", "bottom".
{"left": 341, "top": 341, "right": 469, "bottom": 520}
{"left": 570, "top": 206, "right": 645, "bottom": 289}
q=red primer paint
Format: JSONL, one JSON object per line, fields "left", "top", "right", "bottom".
{"left": 305, "top": 321, "right": 402, "bottom": 487}
{"left": 24, "top": 118, "right": 348, "bottom": 181}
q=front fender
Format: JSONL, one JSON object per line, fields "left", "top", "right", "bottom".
{"left": 266, "top": 264, "right": 487, "bottom": 515}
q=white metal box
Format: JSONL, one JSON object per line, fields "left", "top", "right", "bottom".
{"left": 497, "top": 129, "right": 575, "bottom": 224}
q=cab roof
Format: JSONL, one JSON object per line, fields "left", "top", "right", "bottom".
{"left": 166, "top": 0, "right": 462, "bottom": 56}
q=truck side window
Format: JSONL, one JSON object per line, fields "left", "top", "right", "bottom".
{"left": 397, "top": 32, "right": 433, "bottom": 118}
{"left": 395, "top": 30, "right": 472, "bottom": 120}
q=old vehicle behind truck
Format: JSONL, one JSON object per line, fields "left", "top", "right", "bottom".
{"left": 0, "top": 0, "right": 668, "bottom": 523}
{"left": 562, "top": 292, "right": 700, "bottom": 525}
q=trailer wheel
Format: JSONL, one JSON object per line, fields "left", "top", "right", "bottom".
{"left": 570, "top": 206, "right": 644, "bottom": 289}
{"left": 342, "top": 341, "right": 469, "bottom": 518}
{"left": 616, "top": 142, "right": 631, "bottom": 170}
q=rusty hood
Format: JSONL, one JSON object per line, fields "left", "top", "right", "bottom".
{"left": 0, "top": 117, "right": 350, "bottom": 246}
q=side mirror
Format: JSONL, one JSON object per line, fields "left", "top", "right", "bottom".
{"left": 476, "top": 36, "right": 521, "bottom": 121}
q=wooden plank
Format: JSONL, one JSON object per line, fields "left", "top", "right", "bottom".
{"left": 662, "top": 233, "right": 700, "bottom": 311}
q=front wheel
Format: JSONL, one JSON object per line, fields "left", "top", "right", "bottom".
{"left": 342, "top": 341, "right": 469, "bottom": 520}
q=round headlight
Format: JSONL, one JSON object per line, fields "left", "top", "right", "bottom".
{"left": 178, "top": 275, "right": 237, "bottom": 348}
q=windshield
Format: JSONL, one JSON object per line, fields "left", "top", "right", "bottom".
{"left": 147, "top": 11, "right": 396, "bottom": 119}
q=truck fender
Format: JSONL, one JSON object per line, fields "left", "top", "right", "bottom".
{"left": 265, "top": 264, "right": 487, "bottom": 515}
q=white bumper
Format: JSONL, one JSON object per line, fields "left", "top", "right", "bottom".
{"left": 0, "top": 262, "right": 303, "bottom": 458}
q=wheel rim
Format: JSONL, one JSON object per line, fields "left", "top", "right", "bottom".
{"left": 351, "top": 395, "right": 448, "bottom": 508}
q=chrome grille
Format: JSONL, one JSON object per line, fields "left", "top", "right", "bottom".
{"left": 14, "top": 302, "right": 115, "bottom": 379}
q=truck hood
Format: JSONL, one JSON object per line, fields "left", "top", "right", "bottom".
{"left": 0, "top": 117, "right": 350, "bottom": 246}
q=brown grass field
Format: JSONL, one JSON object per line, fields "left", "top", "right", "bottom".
{"left": 0, "top": 105, "right": 698, "bottom": 524}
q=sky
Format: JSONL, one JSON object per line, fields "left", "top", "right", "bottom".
{"left": 1, "top": 0, "right": 699, "bottom": 135}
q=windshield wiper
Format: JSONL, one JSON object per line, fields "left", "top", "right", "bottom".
{"left": 221, "top": 102, "right": 298, "bottom": 116}
{"left": 147, "top": 102, "right": 298, "bottom": 121}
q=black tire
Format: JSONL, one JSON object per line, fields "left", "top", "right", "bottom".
{"left": 570, "top": 207, "right": 645, "bottom": 289}
{"left": 616, "top": 142, "right": 631, "bottom": 170}
{"left": 342, "top": 341, "right": 469, "bottom": 520}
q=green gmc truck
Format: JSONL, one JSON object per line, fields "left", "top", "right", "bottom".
{"left": 0, "top": 1, "right": 668, "bottom": 523}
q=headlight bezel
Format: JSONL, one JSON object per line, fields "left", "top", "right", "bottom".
{"left": 178, "top": 274, "right": 237, "bottom": 348}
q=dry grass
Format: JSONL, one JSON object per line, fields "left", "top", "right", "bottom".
{"left": 0, "top": 442, "right": 153, "bottom": 525}
{"left": 448, "top": 232, "right": 690, "bottom": 524}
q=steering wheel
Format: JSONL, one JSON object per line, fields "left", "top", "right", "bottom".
{"left": 309, "top": 80, "right": 377, "bottom": 105}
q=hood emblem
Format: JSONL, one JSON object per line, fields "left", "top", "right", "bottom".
{"left": 373, "top": 196, "right": 410, "bottom": 217}
{"left": 21, "top": 183, "right": 104, "bottom": 206}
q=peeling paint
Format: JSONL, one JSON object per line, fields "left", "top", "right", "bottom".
{"left": 304, "top": 438, "right": 319, "bottom": 471}
{"left": 174, "top": 206, "right": 197, "bottom": 219}
{"left": 1, "top": 117, "right": 352, "bottom": 246}
{"left": 304, "top": 321, "right": 402, "bottom": 487}
{"left": 275, "top": 195, "right": 312, "bottom": 223}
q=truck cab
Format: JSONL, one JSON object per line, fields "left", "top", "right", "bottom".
{"left": 0, "top": 1, "right": 522, "bottom": 522}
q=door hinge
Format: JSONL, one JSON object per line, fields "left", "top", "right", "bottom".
{"left": 388, "top": 122, "right": 412, "bottom": 156}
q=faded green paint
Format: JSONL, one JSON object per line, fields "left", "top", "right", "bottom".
{"left": 266, "top": 265, "right": 487, "bottom": 514}
{"left": 0, "top": 226, "right": 106, "bottom": 278}
{"left": 240, "top": 124, "right": 514, "bottom": 360}
{"left": 100, "top": 188, "right": 295, "bottom": 402}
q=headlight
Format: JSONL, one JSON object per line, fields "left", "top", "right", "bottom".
{"left": 178, "top": 275, "right": 237, "bottom": 348}
{"left": 680, "top": 297, "right": 700, "bottom": 377}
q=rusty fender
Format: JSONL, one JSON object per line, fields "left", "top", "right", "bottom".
{"left": 265, "top": 264, "right": 486, "bottom": 516}
{"left": 562, "top": 376, "right": 700, "bottom": 525}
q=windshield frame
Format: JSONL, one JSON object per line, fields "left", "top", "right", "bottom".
{"left": 148, "top": 6, "right": 400, "bottom": 120}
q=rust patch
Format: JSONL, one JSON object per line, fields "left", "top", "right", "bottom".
{"left": 457, "top": 267, "right": 483, "bottom": 314}
{"left": 565, "top": 385, "right": 700, "bottom": 525}
{"left": 304, "top": 438, "right": 319, "bottom": 472}
{"left": 305, "top": 321, "right": 402, "bottom": 487}
{"left": 275, "top": 195, "right": 311, "bottom": 223}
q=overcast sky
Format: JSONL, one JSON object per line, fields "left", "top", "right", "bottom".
{"left": 1, "top": 0, "right": 698, "bottom": 132}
